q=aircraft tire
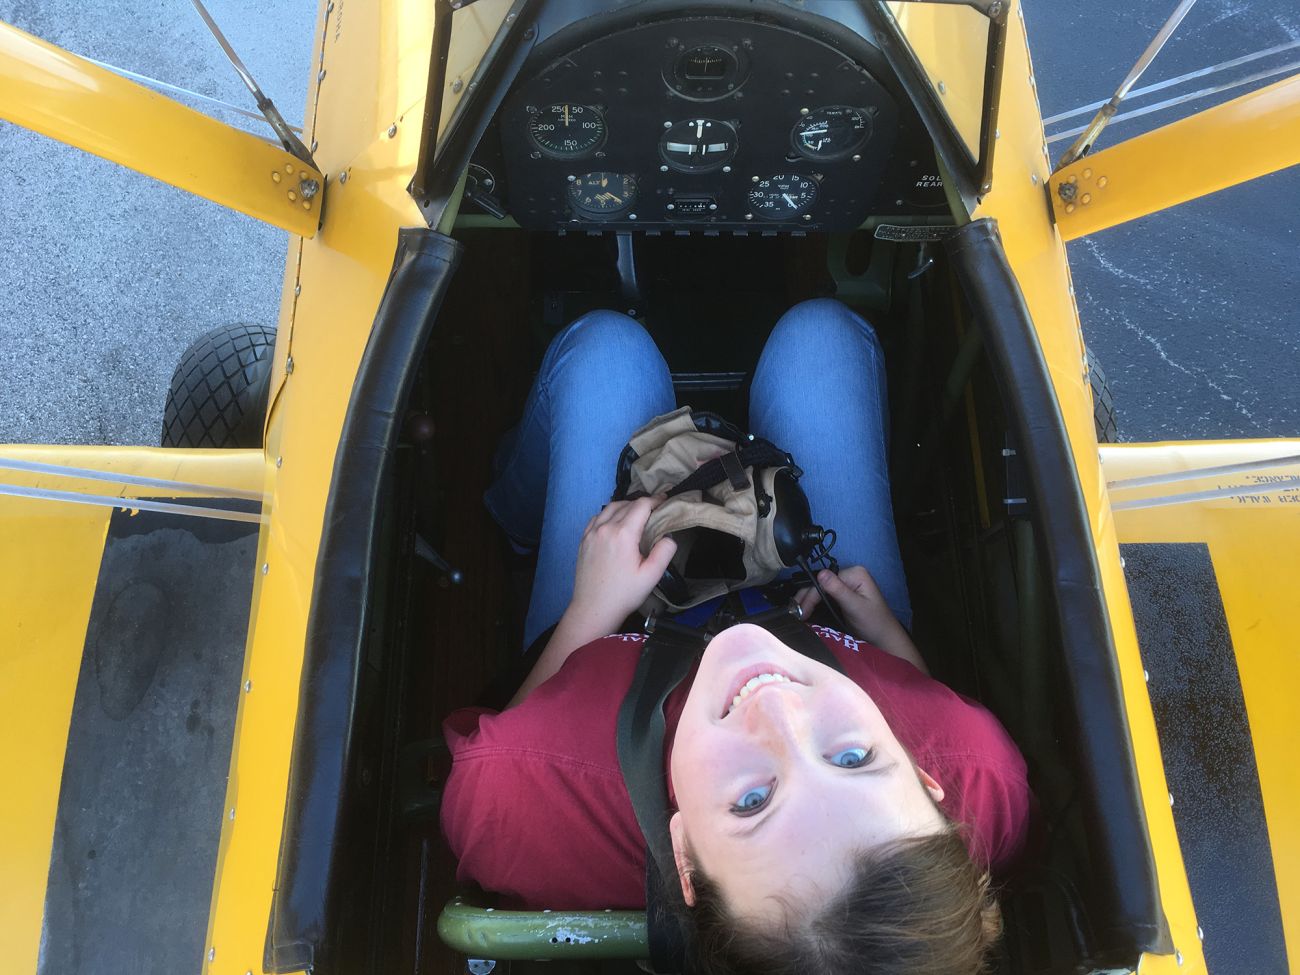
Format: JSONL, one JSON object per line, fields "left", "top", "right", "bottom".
{"left": 161, "top": 322, "right": 276, "bottom": 448}
{"left": 1087, "top": 347, "right": 1119, "bottom": 443}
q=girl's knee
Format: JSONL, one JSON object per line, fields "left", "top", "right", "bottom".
{"left": 769, "top": 298, "right": 881, "bottom": 352}
{"left": 556, "top": 309, "right": 656, "bottom": 362}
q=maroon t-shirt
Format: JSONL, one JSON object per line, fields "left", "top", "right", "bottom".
{"left": 441, "top": 626, "right": 1031, "bottom": 909}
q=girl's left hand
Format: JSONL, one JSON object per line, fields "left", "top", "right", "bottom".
{"left": 567, "top": 497, "right": 677, "bottom": 637}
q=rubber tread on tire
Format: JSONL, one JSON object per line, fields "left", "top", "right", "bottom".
{"left": 161, "top": 323, "right": 276, "bottom": 448}
{"left": 1087, "top": 347, "right": 1119, "bottom": 444}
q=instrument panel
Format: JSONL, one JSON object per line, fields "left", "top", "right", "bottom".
{"left": 473, "top": 15, "right": 949, "bottom": 231}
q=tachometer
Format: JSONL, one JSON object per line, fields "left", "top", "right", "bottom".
{"left": 528, "top": 104, "right": 606, "bottom": 158}
{"left": 747, "top": 174, "right": 818, "bottom": 220}
{"left": 792, "top": 106, "right": 871, "bottom": 161}
{"left": 567, "top": 172, "right": 638, "bottom": 218}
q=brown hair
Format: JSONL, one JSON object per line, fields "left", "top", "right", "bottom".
{"left": 681, "top": 829, "right": 1001, "bottom": 975}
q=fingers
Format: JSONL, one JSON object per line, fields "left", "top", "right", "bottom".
{"left": 645, "top": 534, "right": 678, "bottom": 576}
{"left": 794, "top": 585, "right": 821, "bottom": 616}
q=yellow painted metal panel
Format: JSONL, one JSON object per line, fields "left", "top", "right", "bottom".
{"left": 0, "top": 20, "right": 323, "bottom": 237}
{"left": 202, "top": 1, "right": 436, "bottom": 971}
{"left": 976, "top": 4, "right": 1204, "bottom": 970}
{"left": 1103, "top": 440, "right": 1300, "bottom": 968}
{"left": 1050, "top": 73, "right": 1300, "bottom": 241}
{"left": 0, "top": 445, "right": 265, "bottom": 974}
{"left": 885, "top": 1, "right": 989, "bottom": 161}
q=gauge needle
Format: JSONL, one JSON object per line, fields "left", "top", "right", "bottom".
{"left": 783, "top": 193, "right": 797, "bottom": 207}
{"left": 564, "top": 104, "right": 570, "bottom": 127}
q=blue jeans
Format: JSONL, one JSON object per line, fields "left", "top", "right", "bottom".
{"left": 485, "top": 299, "right": 912, "bottom": 649}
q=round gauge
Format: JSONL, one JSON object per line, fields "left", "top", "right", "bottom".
{"left": 528, "top": 104, "right": 606, "bottom": 158}
{"left": 567, "top": 172, "right": 638, "bottom": 218}
{"left": 659, "top": 118, "right": 738, "bottom": 173}
{"left": 792, "top": 106, "right": 872, "bottom": 161}
{"left": 747, "top": 174, "right": 819, "bottom": 220}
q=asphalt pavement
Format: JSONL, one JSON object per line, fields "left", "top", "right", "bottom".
{"left": 1, "top": 0, "right": 1296, "bottom": 445}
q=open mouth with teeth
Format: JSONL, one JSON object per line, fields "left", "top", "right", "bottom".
{"left": 723, "top": 668, "right": 798, "bottom": 717}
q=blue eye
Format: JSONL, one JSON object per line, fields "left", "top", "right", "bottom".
{"left": 731, "top": 783, "right": 772, "bottom": 815}
{"left": 830, "top": 747, "right": 873, "bottom": 768}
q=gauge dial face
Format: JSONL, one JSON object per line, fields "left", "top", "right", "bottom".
{"left": 792, "top": 106, "right": 872, "bottom": 161}
{"left": 659, "top": 118, "right": 738, "bottom": 173}
{"left": 747, "top": 174, "right": 818, "bottom": 220}
{"left": 567, "top": 172, "right": 638, "bottom": 218}
{"left": 528, "top": 104, "right": 606, "bottom": 158}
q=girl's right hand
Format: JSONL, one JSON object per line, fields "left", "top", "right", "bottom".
{"left": 567, "top": 497, "right": 677, "bottom": 637}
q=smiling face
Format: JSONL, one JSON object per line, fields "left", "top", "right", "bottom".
{"left": 668, "top": 624, "right": 947, "bottom": 923}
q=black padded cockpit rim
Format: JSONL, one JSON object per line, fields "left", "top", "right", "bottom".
{"left": 946, "top": 219, "right": 1172, "bottom": 966}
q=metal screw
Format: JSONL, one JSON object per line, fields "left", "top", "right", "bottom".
{"left": 799, "top": 107, "right": 810, "bottom": 115}
{"left": 468, "top": 961, "right": 497, "bottom": 975}
{"left": 938, "top": 80, "right": 946, "bottom": 94}
{"left": 286, "top": 356, "right": 295, "bottom": 375}
{"left": 229, "top": 807, "right": 236, "bottom": 821}
{"left": 262, "top": 563, "right": 269, "bottom": 575}
{"left": 1144, "top": 669, "right": 1150, "bottom": 683}
{"left": 1058, "top": 181, "right": 1078, "bottom": 202}
{"left": 989, "top": 1, "right": 1003, "bottom": 16}
{"left": 980, "top": 182, "right": 992, "bottom": 193}
{"left": 803, "top": 213, "right": 812, "bottom": 221}
{"left": 744, "top": 213, "right": 753, "bottom": 220}
{"left": 722, "top": 165, "right": 731, "bottom": 173}
{"left": 1176, "top": 951, "right": 1184, "bottom": 966}
{"left": 388, "top": 123, "right": 397, "bottom": 138}
{"left": 1031, "top": 173, "right": 1039, "bottom": 185}
{"left": 666, "top": 203, "right": 675, "bottom": 210}
{"left": 338, "top": 170, "right": 349, "bottom": 184}
{"left": 751, "top": 175, "right": 759, "bottom": 182}
{"left": 208, "top": 947, "right": 216, "bottom": 962}
{"left": 995, "top": 128, "right": 1001, "bottom": 139}
{"left": 708, "top": 203, "right": 717, "bottom": 210}
{"left": 318, "top": 69, "right": 326, "bottom": 82}
{"left": 1197, "top": 926, "right": 1204, "bottom": 941}
{"left": 663, "top": 121, "right": 672, "bottom": 129}
{"left": 299, "top": 178, "right": 320, "bottom": 199}
{"left": 244, "top": 680, "right": 253, "bottom": 693}
{"left": 1169, "top": 792, "right": 1175, "bottom": 807}
{"left": 294, "top": 284, "right": 301, "bottom": 296}
{"left": 628, "top": 213, "right": 637, "bottom": 220}
{"left": 659, "top": 165, "right": 669, "bottom": 172}
{"left": 311, "top": 139, "right": 318, "bottom": 152}
{"left": 567, "top": 174, "right": 576, "bottom": 181}
{"left": 851, "top": 154, "right": 861, "bottom": 162}
{"left": 276, "top": 456, "right": 283, "bottom": 468}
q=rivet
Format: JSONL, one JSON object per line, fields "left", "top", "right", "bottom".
{"left": 288, "top": 191, "right": 297, "bottom": 201}
{"left": 799, "top": 106, "right": 810, "bottom": 115}
{"left": 451, "top": 78, "right": 463, "bottom": 94}
{"left": 318, "top": 69, "right": 326, "bottom": 82}
{"left": 339, "top": 170, "right": 349, "bottom": 184}
{"left": 1197, "top": 926, "right": 1204, "bottom": 941}
{"left": 244, "top": 679, "right": 253, "bottom": 693}
{"left": 937, "top": 81, "right": 946, "bottom": 94}
{"left": 1082, "top": 168, "right": 1093, "bottom": 179}
{"left": 1029, "top": 75, "right": 1037, "bottom": 87}
{"left": 744, "top": 213, "right": 753, "bottom": 220}
{"left": 1081, "top": 193, "right": 1092, "bottom": 204}
{"left": 262, "top": 563, "right": 269, "bottom": 575}
{"left": 272, "top": 172, "right": 282, "bottom": 183}
{"left": 666, "top": 203, "right": 675, "bottom": 210}
{"left": 751, "top": 175, "right": 760, "bottom": 183}
{"left": 567, "top": 174, "right": 576, "bottom": 182}
{"left": 276, "top": 456, "right": 283, "bottom": 468}
{"left": 208, "top": 947, "right": 216, "bottom": 962}
{"left": 302, "top": 201, "right": 310, "bottom": 210}
{"left": 803, "top": 213, "right": 812, "bottom": 221}
{"left": 311, "top": 139, "right": 318, "bottom": 152}
{"left": 1098, "top": 176, "right": 1108, "bottom": 187}
{"left": 1065, "top": 203, "right": 1076, "bottom": 213}
{"left": 851, "top": 154, "right": 861, "bottom": 162}
{"left": 663, "top": 121, "right": 672, "bottom": 129}
{"left": 1031, "top": 173, "right": 1039, "bottom": 185}
{"left": 1176, "top": 951, "right": 1184, "bottom": 966}
{"left": 628, "top": 213, "right": 637, "bottom": 220}
{"left": 1169, "top": 792, "right": 1175, "bottom": 807}
{"left": 229, "top": 807, "right": 236, "bottom": 821}
{"left": 286, "top": 356, "right": 295, "bottom": 375}
{"left": 388, "top": 123, "right": 398, "bottom": 137}
{"left": 995, "top": 128, "right": 1001, "bottom": 139}
{"left": 1068, "top": 174, "right": 1078, "bottom": 184}
{"left": 659, "top": 165, "right": 669, "bottom": 172}
{"left": 722, "top": 165, "right": 731, "bottom": 173}
{"left": 708, "top": 203, "right": 717, "bottom": 210}
{"left": 294, "top": 284, "right": 301, "bottom": 296}
{"left": 1144, "top": 669, "right": 1150, "bottom": 683}
{"left": 327, "top": 0, "right": 333, "bottom": 10}
{"left": 285, "top": 163, "right": 294, "bottom": 174}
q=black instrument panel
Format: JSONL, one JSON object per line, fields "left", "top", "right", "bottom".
{"left": 476, "top": 15, "right": 948, "bottom": 231}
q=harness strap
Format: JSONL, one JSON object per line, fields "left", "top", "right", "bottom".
{"left": 665, "top": 441, "right": 791, "bottom": 499}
